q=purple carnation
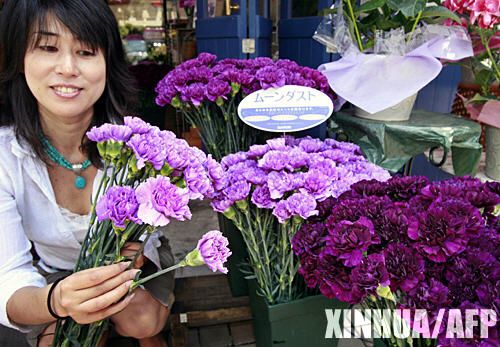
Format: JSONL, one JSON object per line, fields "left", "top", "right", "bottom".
{"left": 286, "top": 192, "right": 319, "bottom": 220}
{"left": 224, "top": 179, "right": 251, "bottom": 202}
{"left": 204, "top": 155, "right": 227, "bottom": 192}
{"left": 267, "top": 171, "right": 294, "bottom": 199}
{"left": 325, "top": 217, "right": 380, "bottom": 267}
{"left": 182, "top": 82, "right": 207, "bottom": 106}
{"left": 210, "top": 195, "right": 234, "bottom": 213}
{"left": 124, "top": 116, "right": 151, "bottom": 135}
{"left": 136, "top": 176, "right": 192, "bottom": 226}
{"left": 127, "top": 131, "right": 167, "bottom": 170}
{"left": 96, "top": 186, "right": 142, "bottom": 228}
{"left": 87, "top": 124, "right": 133, "bottom": 143}
{"left": 350, "top": 253, "right": 390, "bottom": 298}
{"left": 258, "top": 150, "right": 290, "bottom": 171}
{"left": 247, "top": 144, "right": 270, "bottom": 159}
{"left": 256, "top": 66, "right": 287, "bottom": 89}
{"left": 300, "top": 169, "right": 333, "bottom": 202}
{"left": 384, "top": 242, "right": 425, "bottom": 292}
{"left": 251, "top": 185, "right": 276, "bottom": 209}
{"left": 196, "top": 230, "right": 232, "bottom": 274}
{"left": 221, "top": 152, "right": 248, "bottom": 169}
{"left": 184, "top": 164, "right": 213, "bottom": 200}
{"left": 206, "top": 78, "right": 231, "bottom": 102}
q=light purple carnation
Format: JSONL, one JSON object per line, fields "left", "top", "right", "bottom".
{"left": 224, "top": 179, "right": 251, "bottom": 202}
{"left": 258, "top": 150, "right": 290, "bottom": 171}
{"left": 247, "top": 144, "right": 270, "bottom": 159}
{"left": 221, "top": 152, "right": 248, "bottom": 169}
{"left": 204, "top": 155, "right": 227, "bottom": 191}
{"left": 251, "top": 185, "right": 276, "bottom": 209}
{"left": 273, "top": 200, "right": 292, "bottom": 223}
{"left": 124, "top": 116, "right": 151, "bottom": 135}
{"left": 96, "top": 186, "right": 142, "bottom": 228}
{"left": 211, "top": 195, "right": 234, "bottom": 213}
{"left": 300, "top": 169, "right": 333, "bottom": 201}
{"left": 136, "top": 176, "right": 192, "bottom": 226}
{"left": 196, "top": 230, "right": 232, "bottom": 274}
{"left": 87, "top": 124, "right": 133, "bottom": 143}
{"left": 267, "top": 171, "right": 294, "bottom": 199}
{"left": 184, "top": 164, "right": 214, "bottom": 200}
{"left": 286, "top": 192, "right": 319, "bottom": 220}
{"left": 165, "top": 140, "right": 193, "bottom": 170}
{"left": 127, "top": 131, "right": 167, "bottom": 170}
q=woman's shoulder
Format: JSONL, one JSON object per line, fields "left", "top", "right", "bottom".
{"left": 0, "top": 126, "right": 15, "bottom": 142}
{"left": 0, "top": 126, "right": 33, "bottom": 162}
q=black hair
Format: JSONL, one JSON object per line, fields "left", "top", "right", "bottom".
{"left": 0, "top": 0, "right": 137, "bottom": 166}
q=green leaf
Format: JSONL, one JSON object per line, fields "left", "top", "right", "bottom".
{"left": 421, "top": 6, "right": 461, "bottom": 24}
{"left": 468, "top": 92, "right": 494, "bottom": 104}
{"left": 355, "top": 0, "right": 387, "bottom": 14}
{"left": 387, "top": 0, "right": 426, "bottom": 18}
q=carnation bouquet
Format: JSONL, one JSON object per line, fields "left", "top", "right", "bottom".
{"left": 52, "top": 117, "right": 231, "bottom": 346}
{"left": 293, "top": 175, "right": 500, "bottom": 346}
{"left": 155, "top": 53, "right": 341, "bottom": 160}
{"left": 209, "top": 136, "right": 390, "bottom": 305}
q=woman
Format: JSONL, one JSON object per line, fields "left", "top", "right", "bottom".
{"left": 0, "top": 1, "right": 174, "bottom": 346}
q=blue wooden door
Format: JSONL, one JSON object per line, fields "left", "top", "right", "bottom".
{"left": 196, "top": 0, "right": 272, "bottom": 59}
{"left": 279, "top": 0, "right": 334, "bottom": 68}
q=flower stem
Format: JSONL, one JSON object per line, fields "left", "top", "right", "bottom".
{"left": 479, "top": 29, "right": 500, "bottom": 82}
{"left": 345, "top": 0, "right": 363, "bottom": 52}
{"left": 408, "top": 11, "right": 422, "bottom": 43}
{"left": 129, "top": 262, "right": 186, "bottom": 291}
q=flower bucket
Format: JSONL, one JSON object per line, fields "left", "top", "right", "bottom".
{"left": 217, "top": 213, "right": 249, "bottom": 297}
{"left": 247, "top": 280, "right": 349, "bottom": 347}
{"left": 485, "top": 125, "right": 500, "bottom": 180}
{"left": 354, "top": 94, "right": 417, "bottom": 121}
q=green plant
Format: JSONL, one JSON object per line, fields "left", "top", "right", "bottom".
{"left": 325, "top": 0, "right": 461, "bottom": 51}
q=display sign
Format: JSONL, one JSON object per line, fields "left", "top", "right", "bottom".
{"left": 237, "top": 85, "right": 334, "bottom": 133}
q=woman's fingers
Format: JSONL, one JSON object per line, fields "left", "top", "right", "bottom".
{"left": 73, "top": 269, "right": 140, "bottom": 302}
{"left": 66, "top": 262, "right": 131, "bottom": 290}
{"left": 121, "top": 242, "right": 145, "bottom": 269}
{"left": 78, "top": 280, "right": 134, "bottom": 313}
{"left": 74, "top": 293, "right": 136, "bottom": 325}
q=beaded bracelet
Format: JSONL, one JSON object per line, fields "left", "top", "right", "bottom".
{"left": 47, "top": 277, "right": 68, "bottom": 320}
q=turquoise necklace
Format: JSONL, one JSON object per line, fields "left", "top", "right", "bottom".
{"left": 41, "top": 136, "right": 91, "bottom": 190}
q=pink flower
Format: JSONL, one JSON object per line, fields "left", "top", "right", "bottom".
{"left": 468, "top": 0, "right": 500, "bottom": 29}
{"left": 443, "top": 0, "right": 475, "bottom": 14}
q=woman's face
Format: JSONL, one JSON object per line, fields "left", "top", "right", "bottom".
{"left": 23, "top": 19, "right": 106, "bottom": 124}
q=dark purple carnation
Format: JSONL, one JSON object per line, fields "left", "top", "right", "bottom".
{"left": 350, "top": 253, "right": 390, "bottom": 299}
{"left": 255, "top": 66, "right": 287, "bottom": 89}
{"left": 325, "top": 217, "right": 380, "bottom": 267}
{"left": 384, "top": 242, "right": 425, "bottom": 292}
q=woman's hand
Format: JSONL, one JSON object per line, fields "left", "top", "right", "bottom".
{"left": 51, "top": 262, "right": 140, "bottom": 324}
{"left": 120, "top": 242, "right": 146, "bottom": 269}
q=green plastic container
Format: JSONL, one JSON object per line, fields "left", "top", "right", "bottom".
{"left": 248, "top": 280, "right": 349, "bottom": 347}
{"left": 217, "top": 214, "right": 249, "bottom": 297}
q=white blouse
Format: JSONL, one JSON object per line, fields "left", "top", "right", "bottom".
{"left": 0, "top": 127, "right": 161, "bottom": 331}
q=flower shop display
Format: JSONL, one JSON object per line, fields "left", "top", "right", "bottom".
{"left": 443, "top": 0, "right": 500, "bottom": 179}
{"left": 211, "top": 135, "right": 390, "bottom": 305}
{"left": 209, "top": 135, "right": 390, "bottom": 345}
{"left": 52, "top": 117, "right": 230, "bottom": 346}
{"left": 155, "top": 52, "right": 342, "bottom": 161}
{"left": 293, "top": 175, "right": 500, "bottom": 347}
{"left": 315, "top": 0, "right": 474, "bottom": 119}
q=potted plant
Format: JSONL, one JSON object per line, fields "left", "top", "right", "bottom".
{"left": 209, "top": 136, "right": 391, "bottom": 346}
{"left": 293, "top": 175, "right": 499, "bottom": 346}
{"left": 443, "top": 0, "right": 500, "bottom": 179}
{"left": 316, "top": 0, "right": 474, "bottom": 120}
